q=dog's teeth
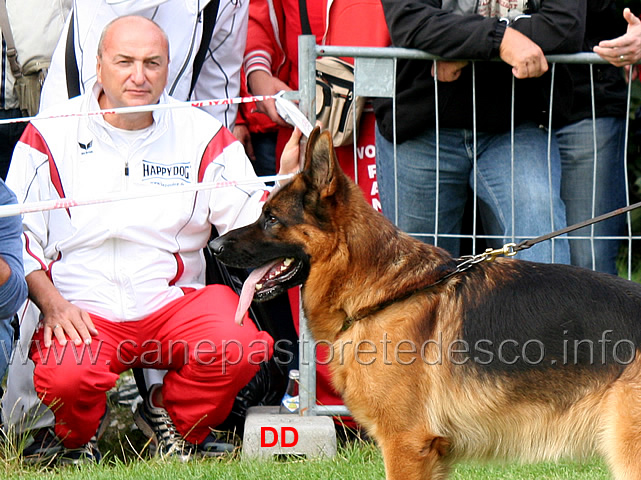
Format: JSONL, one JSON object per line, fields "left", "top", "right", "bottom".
{"left": 255, "top": 283, "right": 262, "bottom": 290}
{"left": 284, "top": 258, "right": 293, "bottom": 266}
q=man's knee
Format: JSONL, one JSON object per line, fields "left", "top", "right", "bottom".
{"left": 33, "top": 357, "right": 117, "bottom": 402}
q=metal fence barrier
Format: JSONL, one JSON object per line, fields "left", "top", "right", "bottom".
{"left": 293, "top": 35, "right": 641, "bottom": 418}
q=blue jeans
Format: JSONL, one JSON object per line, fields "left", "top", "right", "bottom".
{"left": 375, "top": 123, "right": 570, "bottom": 264}
{"left": 556, "top": 117, "right": 627, "bottom": 275}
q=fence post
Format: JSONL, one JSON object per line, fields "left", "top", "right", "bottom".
{"left": 297, "top": 34, "right": 317, "bottom": 416}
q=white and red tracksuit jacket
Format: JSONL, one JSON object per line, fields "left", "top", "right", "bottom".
{"left": 6, "top": 83, "right": 268, "bottom": 322}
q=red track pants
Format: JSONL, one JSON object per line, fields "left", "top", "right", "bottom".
{"left": 31, "top": 285, "right": 273, "bottom": 448}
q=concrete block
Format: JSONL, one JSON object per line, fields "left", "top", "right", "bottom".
{"left": 242, "top": 406, "right": 337, "bottom": 460}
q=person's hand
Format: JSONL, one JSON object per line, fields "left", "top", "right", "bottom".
{"left": 26, "top": 269, "right": 98, "bottom": 348}
{"left": 499, "top": 27, "right": 548, "bottom": 79}
{"left": 593, "top": 8, "right": 641, "bottom": 80}
{"left": 278, "top": 127, "right": 302, "bottom": 176}
{"left": 41, "top": 298, "right": 98, "bottom": 348}
{"left": 233, "top": 124, "right": 256, "bottom": 161}
{"left": 247, "top": 70, "right": 293, "bottom": 127}
{"left": 431, "top": 60, "right": 469, "bottom": 82}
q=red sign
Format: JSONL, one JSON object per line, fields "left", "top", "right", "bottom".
{"left": 260, "top": 426, "right": 299, "bottom": 448}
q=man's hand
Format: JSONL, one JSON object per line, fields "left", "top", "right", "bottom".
{"left": 594, "top": 8, "right": 641, "bottom": 80}
{"left": 247, "top": 70, "right": 293, "bottom": 127}
{"left": 278, "top": 127, "right": 302, "bottom": 176}
{"left": 26, "top": 270, "right": 98, "bottom": 348}
{"left": 431, "top": 60, "right": 469, "bottom": 82}
{"left": 499, "top": 27, "right": 549, "bottom": 79}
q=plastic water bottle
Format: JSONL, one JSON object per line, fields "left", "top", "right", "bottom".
{"left": 279, "top": 369, "right": 300, "bottom": 414}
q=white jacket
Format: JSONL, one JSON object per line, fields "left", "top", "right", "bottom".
{"left": 6, "top": 83, "right": 267, "bottom": 322}
{"left": 40, "top": 0, "right": 248, "bottom": 128}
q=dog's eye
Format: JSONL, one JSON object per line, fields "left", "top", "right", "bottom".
{"left": 264, "top": 215, "right": 279, "bottom": 228}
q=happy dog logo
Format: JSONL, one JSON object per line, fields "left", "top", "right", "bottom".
{"left": 142, "top": 159, "right": 191, "bottom": 186}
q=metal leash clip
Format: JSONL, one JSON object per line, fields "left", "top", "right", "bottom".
{"left": 482, "top": 243, "right": 518, "bottom": 262}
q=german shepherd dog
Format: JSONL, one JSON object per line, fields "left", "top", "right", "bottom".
{"left": 211, "top": 128, "right": 641, "bottom": 480}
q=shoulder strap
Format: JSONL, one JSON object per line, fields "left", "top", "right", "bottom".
{"left": 0, "top": 0, "right": 22, "bottom": 78}
{"left": 189, "top": 0, "right": 221, "bottom": 98}
{"left": 65, "top": 10, "right": 81, "bottom": 98}
{"left": 298, "top": 0, "right": 312, "bottom": 35}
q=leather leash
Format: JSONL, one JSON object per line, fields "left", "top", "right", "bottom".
{"left": 490, "top": 200, "right": 641, "bottom": 260}
{"left": 342, "top": 200, "right": 641, "bottom": 330}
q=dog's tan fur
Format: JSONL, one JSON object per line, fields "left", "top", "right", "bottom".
{"left": 213, "top": 128, "right": 641, "bottom": 479}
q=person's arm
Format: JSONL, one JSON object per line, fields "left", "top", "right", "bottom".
{"left": 433, "top": 26, "right": 552, "bottom": 81}
{"left": 0, "top": 258, "right": 11, "bottom": 286}
{"left": 593, "top": 8, "right": 641, "bottom": 71}
{"left": 244, "top": 0, "right": 292, "bottom": 127}
{"left": 0, "top": 183, "right": 27, "bottom": 320}
{"left": 382, "top": 0, "right": 585, "bottom": 80}
{"left": 0, "top": 254, "right": 27, "bottom": 321}
{"left": 506, "top": 1, "right": 586, "bottom": 53}
{"left": 246, "top": 71, "right": 292, "bottom": 127}
{"left": 5, "top": 127, "right": 97, "bottom": 348}
{"left": 382, "top": 0, "right": 585, "bottom": 57}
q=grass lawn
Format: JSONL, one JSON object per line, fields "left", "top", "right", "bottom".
{"left": 0, "top": 396, "right": 612, "bottom": 480}
{"left": 0, "top": 441, "right": 612, "bottom": 480}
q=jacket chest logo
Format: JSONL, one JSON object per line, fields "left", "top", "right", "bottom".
{"left": 141, "top": 159, "right": 191, "bottom": 186}
{"left": 78, "top": 140, "right": 94, "bottom": 155}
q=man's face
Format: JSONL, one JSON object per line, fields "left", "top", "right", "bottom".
{"left": 96, "top": 17, "right": 169, "bottom": 110}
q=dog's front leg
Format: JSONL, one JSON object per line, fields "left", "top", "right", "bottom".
{"left": 378, "top": 432, "right": 451, "bottom": 480}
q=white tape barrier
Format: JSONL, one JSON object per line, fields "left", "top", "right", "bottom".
{"left": 0, "top": 174, "right": 295, "bottom": 218}
{"left": 0, "top": 90, "right": 313, "bottom": 218}
{"left": 0, "top": 91, "right": 314, "bottom": 136}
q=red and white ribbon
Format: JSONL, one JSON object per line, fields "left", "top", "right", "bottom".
{"left": 0, "top": 173, "right": 295, "bottom": 218}
{"left": 0, "top": 91, "right": 312, "bottom": 217}
{"left": 0, "top": 93, "right": 280, "bottom": 126}
{"left": 0, "top": 91, "right": 314, "bottom": 136}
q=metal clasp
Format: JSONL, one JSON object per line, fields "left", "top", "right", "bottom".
{"left": 483, "top": 243, "right": 518, "bottom": 262}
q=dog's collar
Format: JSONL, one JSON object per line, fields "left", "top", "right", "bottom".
{"left": 341, "top": 254, "right": 485, "bottom": 331}
{"left": 341, "top": 271, "right": 453, "bottom": 331}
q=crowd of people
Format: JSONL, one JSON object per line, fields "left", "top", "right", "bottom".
{"left": 0, "top": 0, "right": 638, "bottom": 466}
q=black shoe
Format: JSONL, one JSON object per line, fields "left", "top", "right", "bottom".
{"left": 109, "top": 375, "right": 142, "bottom": 408}
{"left": 134, "top": 386, "right": 196, "bottom": 461}
{"left": 196, "top": 431, "right": 235, "bottom": 456}
{"left": 22, "top": 405, "right": 109, "bottom": 465}
{"left": 22, "top": 427, "right": 64, "bottom": 465}
{"left": 58, "top": 436, "right": 102, "bottom": 465}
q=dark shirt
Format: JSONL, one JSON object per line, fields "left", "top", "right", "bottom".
{"left": 374, "top": 0, "right": 587, "bottom": 142}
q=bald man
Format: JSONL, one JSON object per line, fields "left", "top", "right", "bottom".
{"left": 6, "top": 15, "right": 299, "bottom": 464}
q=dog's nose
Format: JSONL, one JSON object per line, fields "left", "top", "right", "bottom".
{"left": 209, "top": 237, "right": 224, "bottom": 256}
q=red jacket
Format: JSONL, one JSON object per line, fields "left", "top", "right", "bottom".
{"left": 238, "top": 0, "right": 389, "bottom": 134}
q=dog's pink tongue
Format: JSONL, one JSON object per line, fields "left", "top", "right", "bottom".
{"left": 235, "top": 260, "right": 279, "bottom": 325}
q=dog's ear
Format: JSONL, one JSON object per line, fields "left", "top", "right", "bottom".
{"left": 303, "top": 127, "right": 338, "bottom": 198}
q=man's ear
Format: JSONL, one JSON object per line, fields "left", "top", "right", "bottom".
{"left": 96, "top": 56, "right": 102, "bottom": 84}
{"left": 303, "top": 127, "right": 338, "bottom": 198}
